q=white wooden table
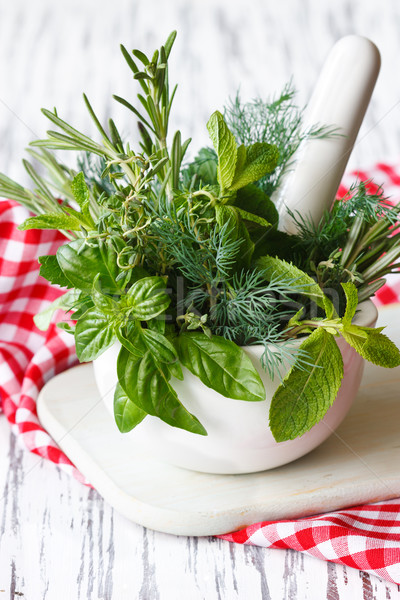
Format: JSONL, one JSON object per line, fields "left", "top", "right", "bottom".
{"left": 1, "top": 1, "right": 400, "bottom": 597}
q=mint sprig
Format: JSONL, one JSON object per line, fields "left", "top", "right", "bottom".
{"left": 269, "top": 277, "right": 400, "bottom": 441}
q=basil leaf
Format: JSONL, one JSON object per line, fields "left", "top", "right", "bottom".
{"left": 124, "top": 276, "right": 170, "bottom": 320}
{"left": 270, "top": 328, "right": 344, "bottom": 442}
{"left": 92, "top": 275, "right": 119, "bottom": 315}
{"left": 39, "top": 255, "right": 73, "bottom": 288}
{"left": 342, "top": 325, "right": 400, "bottom": 368}
{"left": 168, "top": 358, "right": 184, "bottom": 381}
{"left": 142, "top": 328, "right": 178, "bottom": 363}
{"left": 33, "top": 289, "right": 80, "bottom": 331}
{"left": 114, "top": 382, "right": 147, "bottom": 433}
{"left": 117, "top": 347, "right": 207, "bottom": 435}
{"left": 18, "top": 213, "right": 82, "bottom": 231}
{"left": 229, "top": 142, "right": 279, "bottom": 191}
{"left": 74, "top": 307, "right": 116, "bottom": 362}
{"left": 147, "top": 317, "right": 166, "bottom": 334}
{"left": 57, "top": 239, "right": 121, "bottom": 293}
{"left": 177, "top": 332, "right": 265, "bottom": 402}
{"left": 206, "top": 111, "right": 237, "bottom": 191}
{"left": 116, "top": 327, "right": 144, "bottom": 358}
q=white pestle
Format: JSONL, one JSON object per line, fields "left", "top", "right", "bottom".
{"left": 273, "top": 35, "right": 381, "bottom": 234}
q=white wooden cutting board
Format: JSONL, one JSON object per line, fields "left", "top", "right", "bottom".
{"left": 37, "top": 304, "right": 400, "bottom": 536}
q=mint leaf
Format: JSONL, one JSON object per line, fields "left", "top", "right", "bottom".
{"left": 33, "top": 289, "right": 80, "bottom": 331}
{"left": 71, "top": 171, "right": 93, "bottom": 226}
{"left": 117, "top": 347, "right": 207, "bottom": 435}
{"left": 74, "top": 307, "right": 116, "bottom": 362}
{"left": 124, "top": 276, "right": 170, "bottom": 320}
{"left": 270, "top": 328, "right": 344, "bottom": 441}
{"left": 229, "top": 142, "right": 279, "bottom": 191}
{"left": 341, "top": 282, "right": 359, "bottom": 326}
{"left": 342, "top": 325, "right": 400, "bottom": 367}
{"left": 256, "top": 255, "right": 334, "bottom": 315}
{"left": 206, "top": 111, "right": 237, "bottom": 191}
{"left": 18, "top": 213, "right": 82, "bottom": 231}
{"left": 234, "top": 207, "right": 271, "bottom": 229}
{"left": 39, "top": 255, "right": 72, "bottom": 288}
{"left": 114, "top": 382, "right": 147, "bottom": 433}
{"left": 177, "top": 331, "right": 265, "bottom": 402}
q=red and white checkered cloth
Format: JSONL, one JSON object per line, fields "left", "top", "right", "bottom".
{"left": 1, "top": 163, "right": 400, "bottom": 583}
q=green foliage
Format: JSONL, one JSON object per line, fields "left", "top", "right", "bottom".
{"left": 18, "top": 213, "right": 83, "bottom": 232}
{"left": 74, "top": 307, "right": 116, "bottom": 361}
{"left": 269, "top": 327, "right": 344, "bottom": 441}
{"left": 1, "top": 32, "right": 399, "bottom": 443}
{"left": 206, "top": 111, "right": 238, "bottom": 192}
{"left": 117, "top": 346, "right": 207, "bottom": 435}
{"left": 176, "top": 331, "right": 265, "bottom": 402}
{"left": 124, "top": 276, "right": 170, "bottom": 320}
{"left": 38, "top": 255, "right": 72, "bottom": 288}
{"left": 207, "top": 111, "right": 279, "bottom": 196}
{"left": 114, "top": 382, "right": 147, "bottom": 433}
{"left": 256, "top": 255, "right": 333, "bottom": 314}
{"left": 33, "top": 289, "right": 80, "bottom": 331}
{"left": 224, "top": 82, "right": 338, "bottom": 196}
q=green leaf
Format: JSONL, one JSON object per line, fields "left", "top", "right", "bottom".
{"left": 71, "top": 171, "right": 93, "bottom": 225}
{"left": 74, "top": 307, "right": 116, "bottom": 362}
{"left": 57, "top": 239, "right": 121, "bottom": 293}
{"left": 206, "top": 111, "right": 237, "bottom": 191}
{"left": 342, "top": 325, "right": 400, "bottom": 367}
{"left": 168, "top": 358, "right": 184, "bottom": 381}
{"left": 215, "top": 204, "right": 254, "bottom": 270}
{"left": 234, "top": 184, "right": 279, "bottom": 225}
{"left": 341, "top": 282, "right": 359, "bottom": 326}
{"left": 18, "top": 213, "right": 82, "bottom": 232}
{"left": 33, "top": 289, "right": 80, "bottom": 331}
{"left": 229, "top": 142, "right": 279, "bottom": 191}
{"left": 186, "top": 147, "right": 218, "bottom": 186}
{"left": 177, "top": 332, "right": 265, "bottom": 402}
{"left": 270, "top": 328, "right": 344, "bottom": 441}
{"left": 256, "top": 256, "right": 329, "bottom": 312}
{"left": 116, "top": 325, "right": 145, "bottom": 358}
{"left": 124, "top": 276, "right": 170, "bottom": 320}
{"left": 164, "top": 30, "right": 177, "bottom": 59}
{"left": 142, "top": 328, "right": 178, "bottom": 364}
{"left": 117, "top": 347, "right": 207, "bottom": 435}
{"left": 234, "top": 207, "right": 271, "bottom": 229}
{"left": 38, "top": 255, "right": 73, "bottom": 288}
{"left": 92, "top": 274, "right": 119, "bottom": 315}
{"left": 114, "top": 382, "right": 147, "bottom": 433}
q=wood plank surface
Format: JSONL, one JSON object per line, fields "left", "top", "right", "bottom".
{"left": 1, "top": 0, "right": 400, "bottom": 597}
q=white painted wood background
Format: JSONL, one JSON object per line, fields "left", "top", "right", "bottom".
{"left": 1, "top": 0, "right": 400, "bottom": 597}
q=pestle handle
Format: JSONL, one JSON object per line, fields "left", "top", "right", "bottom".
{"left": 274, "top": 35, "right": 381, "bottom": 234}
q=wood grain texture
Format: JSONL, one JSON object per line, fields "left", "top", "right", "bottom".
{"left": 1, "top": 0, "right": 400, "bottom": 597}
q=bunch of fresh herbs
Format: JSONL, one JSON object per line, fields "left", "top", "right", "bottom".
{"left": 1, "top": 31, "right": 400, "bottom": 442}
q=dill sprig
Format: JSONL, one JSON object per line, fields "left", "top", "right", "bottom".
{"left": 224, "top": 81, "right": 338, "bottom": 196}
{"left": 147, "top": 196, "right": 242, "bottom": 283}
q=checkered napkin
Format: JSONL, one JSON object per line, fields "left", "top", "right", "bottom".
{"left": 1, "top": 163, "right": 400, "bottom": 583}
